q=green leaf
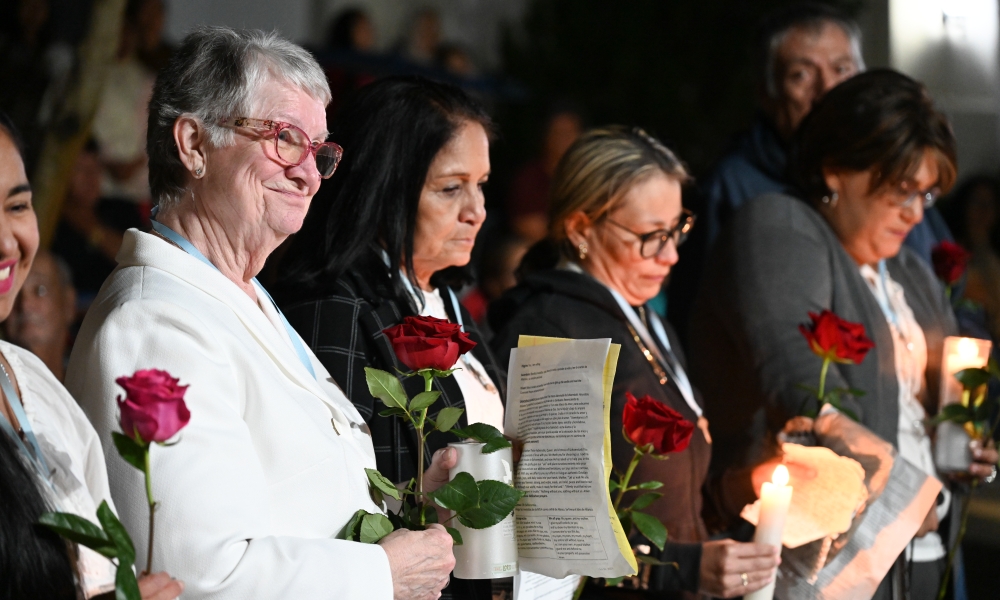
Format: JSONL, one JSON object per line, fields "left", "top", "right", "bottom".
{"left": 988, "top": 357, "right": 1000, "bottom": 381}
{"left": 409, "top": 391, "right": 441, "bottom": 413}
{"left": 450, "top": 422, "right": 511, "bottom": 452}
{"left": 337, "top": 509, "right": 369, "bottom": 540}
{"left": 957, "top": 367, "right": 992, "bottom": 391}
{"left": 631, "top": 511, "right": 667, "bottom": 551}
{"left": 378, "top": 407, "right": 408, "bottom": 418}
{"left": 97, "top": 501, "right": 135, "bottom": 567}
{"left": 359, "top": 513, "right": 395, "bottom": 544}
{"left": 365, "top": 468, "right": 402, "bottom": 501}
{"left": 115, "top": 562, "right": 141, "bottom": 600}
{"left": 428, "top": 472, "right": 479, "bottom": 513}
{"left": 421, "top": 503, "right": 439, "bottom": 524}
{"left": 482, "top": 436, "right": 513, "bottom": 454}
{"left": 974, "top": 397, "right": 994, "bottom": 421}
{"left": 365, "top": 367, "right": 409, "bottom": 410}
{"left": 618, "top": 513, "right": 633, "bottom": 536}
{"left": 457, "top": 480, "right": 525, "bottom": 530}
{"left": 608, "top": 479, "right": 620, "bottom": 493}
{"left": 37, "top": 511, "right": 117, "bottom": 558}
{"left": 629, "top": 492, "right": 662, "bottom": 511}
{"left": 112, "top": 432, "right": 147, "bottom": 472}
{"left": 795, "top": 383, "right": 818, "bottom": 395}
{"left": 636, "top": 554, "right": 677, "bottom": 567}
{"left": 434, "top": 407, "right": 465, "bottom": 433}
{"left": 636, "top": 481, "right": 664, "bottom": 490}
{"left": 445, "top": 526, "right": 464, "bottom": 545}
{"left": 604, "top": 577, "right": 625, "bottom": 587}
{"left": 933, "top": 403, "right": 975, "bottom": 425}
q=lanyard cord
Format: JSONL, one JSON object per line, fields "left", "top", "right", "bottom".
{"left": 149, "top": 216, "right": 316, "bottom": 379}
{"left": 0, "top": 361, "right": 54, "bottom": 486}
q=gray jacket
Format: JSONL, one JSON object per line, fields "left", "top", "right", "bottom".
{"left": 689, "top": 193, "right": 958, "bottom": 524}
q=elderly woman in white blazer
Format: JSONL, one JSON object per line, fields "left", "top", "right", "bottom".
{"left": 66, "top": 28, "right": 455, "bottom": 600}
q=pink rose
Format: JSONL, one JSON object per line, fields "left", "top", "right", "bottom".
{"left": 116, "top": 369, "right": 191, "bottom": 444}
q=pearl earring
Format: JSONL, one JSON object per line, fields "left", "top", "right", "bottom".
{"left": 578, "top": 242, "right": 589, "bottom": 261}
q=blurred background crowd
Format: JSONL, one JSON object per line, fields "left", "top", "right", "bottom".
{"left": 4, "top": 0, "right": 1000, "bottom": 595}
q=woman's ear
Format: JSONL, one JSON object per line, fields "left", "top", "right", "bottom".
{"left": 173, "top": 116, "right": 208, "bottom": 177}
{"left": 822, "top": 168, "right": 843, "bottom": 198}
{"left": 563, "top": 211, "right": 594, "bottom": 248}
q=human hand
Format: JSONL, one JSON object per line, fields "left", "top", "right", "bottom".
{"left": 915, "top": 502, "right": 940, "bottom": 538}
{"left": 969, "top": 439, "right": 999, "bottom": 482}
{"left": 138, "top": 572, "right": 184, "bottom": 600}
{"left": 379, "top": 525, "right": 455, "bottom": 600}
{"left": 422, "top": 447, "right": 459, "bottom": 522}
{"left": 698, "top": 539, "right": 780, "bottom": 598}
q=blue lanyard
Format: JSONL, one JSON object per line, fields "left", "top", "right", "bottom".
{"left": 0, "top": 361, "right": 53, "bottom": 486}
{"left": 150, "top": 217, "right": 316, "bottom": 379}
{"left": 876, "top": 260, "right": 901, "bottom": 330}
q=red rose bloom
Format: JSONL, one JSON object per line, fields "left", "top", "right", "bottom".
{"left": 931, "top": 241, "right": 971, "bottom": 286}
{"left": 622, "top": 392, "right": 695, "bottom": 455}
{"left": 799, "top": 310, "right": 874, "bottom": 365}
{"left": 383, "top": 315, "right": 477, "bottom": 372}
{"left": 116, "top": 369, "right": 191, "bottom": 444}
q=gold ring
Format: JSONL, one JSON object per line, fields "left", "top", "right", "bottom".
{"left": 741, "top": 572, "right": 749, "bottom": 587}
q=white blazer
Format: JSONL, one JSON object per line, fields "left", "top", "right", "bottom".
{"left": 66, "top": 230, "right": 393, "bottom": 600}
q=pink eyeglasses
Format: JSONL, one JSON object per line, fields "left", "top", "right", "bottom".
{"left": 220, "top": 117, "right": 344, "bottom": 178}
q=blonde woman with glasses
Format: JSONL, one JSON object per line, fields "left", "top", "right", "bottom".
{"left": 490, "top": 127, "right": 780, "bottom": 599}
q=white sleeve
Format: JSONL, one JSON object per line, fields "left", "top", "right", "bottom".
{"left": 68, "top": 298, "right": 393, "bottom": 600}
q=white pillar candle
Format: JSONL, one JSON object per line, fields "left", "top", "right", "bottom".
{"left": 449, "top": 441, "right": 518, "bottom": 579}
{"left": 937, "top": 336, "right": 993, "bottom": 471}
{"left": 745, "top": 465, "right": 792, "bottom": 600}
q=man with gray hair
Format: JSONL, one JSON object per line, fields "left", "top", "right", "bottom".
{"left": 700, "top": 2, "right": 863, "bottom": 246}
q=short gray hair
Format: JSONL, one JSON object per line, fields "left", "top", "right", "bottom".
{"left": 147, "top": 27, "right": 331, "bottom": 208}
{"left": 760, "top": 4, "right": 865, "bottom": 99}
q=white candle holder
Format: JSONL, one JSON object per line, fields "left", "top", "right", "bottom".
{"left": 936, "top": 336, "right": 992, "bottom": 472}
{"left": 449, "top": 441, "right": 518, "bottom": 579}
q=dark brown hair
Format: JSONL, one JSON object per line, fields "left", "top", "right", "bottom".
{"left": 791, "top": 69, "right": 957, "bottom": 202}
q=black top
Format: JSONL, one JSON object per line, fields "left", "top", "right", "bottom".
{"left": 274, "top": 253, "right": 507, "bottom": 600}
{"left": 489, "top": 267, "right": 709, "bottom": 596}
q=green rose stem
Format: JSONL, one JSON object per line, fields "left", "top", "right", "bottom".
{"left": 817, "top": 356, "right": 831, "bottom": 406}
{"left": 417, "top": 370, "right": 434, "bottom": 526}
{"left": 142, "top": 445, "right": 156, "bottom": 576}
{"left": 573, "top": 447, "right": 645, "bottom": 600}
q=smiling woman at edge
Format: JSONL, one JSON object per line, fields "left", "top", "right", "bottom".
{"left": 0, "top": 112, "right": 182, "bottom": 599}
{"left": 274, "top": 76, "right": 505, "bottom": 600}
{"left": 66, "top": 29, "right": 455, "bottom": 600}
{"left": 489, "top": 127, "right": 780, "bottom": 600}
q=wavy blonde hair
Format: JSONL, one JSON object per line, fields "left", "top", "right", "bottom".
{"left": 549, "top": 126, "right": 690, "bottom": 258}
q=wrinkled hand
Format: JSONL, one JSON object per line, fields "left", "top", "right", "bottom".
{"left": 423, "top": 447, "right": 459, "bottom": 522}
{"left": 968, "top": 439, "right": 999, "bottom": 482}
{"left": 138, "top": 572, "right": 184, "bottom": 600}
{"left": 698, "top": 540, "right": 780, "bottom": 598}
{"left": 915, "top": 502, "right": 940, "bottom": 538}
{"left": 380, "top": 525, "right": 455, "bottom": 600}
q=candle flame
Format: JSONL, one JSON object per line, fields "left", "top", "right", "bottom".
{"left": 957, "top": 338, "right": 980, "bottom": 362}
{"left": 773, "top": 464, "right": 790, "bottom": 486}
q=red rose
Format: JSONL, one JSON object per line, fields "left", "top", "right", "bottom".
{"left": 799, "top": 310, "right": 874, "bottom": 365}
{"left": 622, "top": 392, "right": 695, "bottom": 455}
{"left": 931, "top": 241, "right": 971, "bottom": 286}
{"left": 383, "top": 315, "right": 477, "bottom": 372}
{"left": 116, "top": 369, "right": 191, "bottom": 444}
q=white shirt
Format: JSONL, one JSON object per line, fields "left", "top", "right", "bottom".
{"left": 66, "top": 230, "right": 393, "bottom": 600}
{"left": 3, "top": 340, "right": 117, "bottom": 597}
{"left": 412, "top": 287, "right": 505, "bottom": 431}
{"left": 860, "top": 264, "right": 948, "bottom": 562}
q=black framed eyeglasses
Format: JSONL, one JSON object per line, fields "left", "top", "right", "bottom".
{"left": 605, "top": 209, "right": 696, "bottom": 258}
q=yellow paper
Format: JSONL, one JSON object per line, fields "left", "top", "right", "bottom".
{"left": 514, "top": 335, "right": 636, "bottom": 576}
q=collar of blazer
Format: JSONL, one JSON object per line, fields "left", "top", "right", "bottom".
{"left": 117, "top": 229, "right": 357, "bottom": 433}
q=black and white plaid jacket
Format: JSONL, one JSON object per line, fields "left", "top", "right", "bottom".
{"left": 278, "top": 258, "right": 507, "bottom": 486}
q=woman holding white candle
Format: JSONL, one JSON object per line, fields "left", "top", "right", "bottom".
{"left": 691, "top": 70, "right": 999, "bottom": 600}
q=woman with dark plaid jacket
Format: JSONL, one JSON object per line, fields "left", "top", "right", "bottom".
{"left": 271, "top": 76, "right": 505, "bottom": 600}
